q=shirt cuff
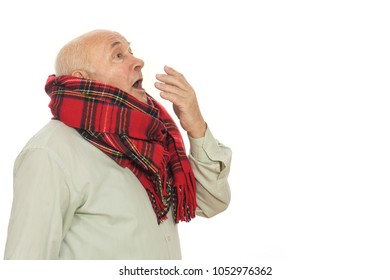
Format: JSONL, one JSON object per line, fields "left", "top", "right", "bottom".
{"left": 188, "top": 126, "right": 222, "bottom": 163}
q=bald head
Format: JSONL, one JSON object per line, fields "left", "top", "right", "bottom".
{"left": 54, "top": 29, "right": 117, "bottom": 76}
{"left": 54, "top": 29, "right": 146, "bottom": 102}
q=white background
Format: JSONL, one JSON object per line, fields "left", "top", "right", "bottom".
{"left": 0, "top": 0, "right": 389, "bottom": 279}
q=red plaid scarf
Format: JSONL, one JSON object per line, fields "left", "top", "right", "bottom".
{"left": 45, "top": 75, "right": 197, "bottom": 224}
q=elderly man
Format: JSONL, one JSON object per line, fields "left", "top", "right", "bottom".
{"left": 4, "top": 30, "right": 231, "bottom": 259}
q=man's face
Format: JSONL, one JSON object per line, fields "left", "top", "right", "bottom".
{"left": 86, "top": 31, "right": 146, "bottom": 103}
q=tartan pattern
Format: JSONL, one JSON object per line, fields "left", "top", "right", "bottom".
{"left": 45, "top": 75, "right": 196, "bottom": 223}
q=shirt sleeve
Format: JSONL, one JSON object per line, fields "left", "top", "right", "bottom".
{"left": 4, "top": 148, "right": 70, "bottom": 260}
{"left": 188, "top": 127, "right": 232, "bottom": 218}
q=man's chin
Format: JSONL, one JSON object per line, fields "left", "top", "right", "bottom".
{"left": 129, "top": 89, "right": 147, "bottom": 104}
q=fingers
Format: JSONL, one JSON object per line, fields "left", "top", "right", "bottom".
{"left": 162, "top": 65, "right": 180, "bottom": 76}
{"left": 162, "top": 65, "right": 185, "bottom": 80}
{"left": 155, "top": 66, "right": 190, "bottom": 92}
{"left": 154, "top": 65, "right": 191, "bottom": 103}
{"left": 153, "top": 66, "right": 206, "bottom": 137}
{"left": 155, "top": 65, "right": 199, "bottom": 103}
{"left": 154, "top": 82, "right": 181, "bottom": 96}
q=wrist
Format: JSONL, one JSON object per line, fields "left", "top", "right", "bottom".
{"left": 187, "top": 121, "right": 207, "bottom": 138}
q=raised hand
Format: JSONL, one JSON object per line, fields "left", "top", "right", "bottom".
{"left": 155, "top": 66, "right": 207, "bottom": 138}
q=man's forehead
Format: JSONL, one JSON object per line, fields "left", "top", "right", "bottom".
{"left": 89, "top": 31, "right": 130, "bottom": 50}
{"left": 109, "top": 39, "right": 131, "bottom": 49}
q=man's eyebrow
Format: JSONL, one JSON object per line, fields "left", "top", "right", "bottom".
{"left": 110, "top": 41, "right": 131, "bottom": 49}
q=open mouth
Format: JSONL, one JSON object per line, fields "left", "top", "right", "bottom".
{"left": 132, "top": 79, "right": 143, "bottom": 89}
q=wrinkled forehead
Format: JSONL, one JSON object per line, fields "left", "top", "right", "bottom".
{"left": 102, "top": 32, "right": 130, "bottom": 49}
{"left": 84, "top": 30, "right": 130, "bottom": 53}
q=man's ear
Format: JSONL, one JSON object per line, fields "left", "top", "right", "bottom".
{"left": 71, "top": 70, "right": 89, "bottom": 79}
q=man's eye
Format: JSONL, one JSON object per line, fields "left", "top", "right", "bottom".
{"left": 116, "top": 53, "right": 123, "bottom": 59}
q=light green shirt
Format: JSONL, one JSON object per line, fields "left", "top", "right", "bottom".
{"left": 4, "top": 120, "right": 231, "bottom": 260}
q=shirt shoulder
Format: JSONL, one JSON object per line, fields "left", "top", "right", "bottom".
{"left": 19, "top": 120, "right": 110, "bottom": 165}
{"left": 22, "top": 120, "right": 87, "bottom": 152}
{"left": 15, "top": 120, "right": 121, "bottom": 194}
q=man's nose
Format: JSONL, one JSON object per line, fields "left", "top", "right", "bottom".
{"left": 133, "top": 56, "right": 144, "bottom": 71}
